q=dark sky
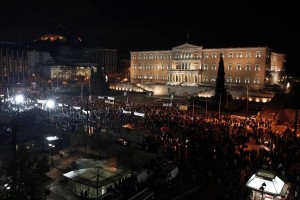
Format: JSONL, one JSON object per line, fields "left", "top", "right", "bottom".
{"left": 0, "top": 0, "right": 299, "bottom": 76}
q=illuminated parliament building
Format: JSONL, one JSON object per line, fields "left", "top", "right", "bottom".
{"left": 130, "top": 43, "right": 286, "bottom": 91}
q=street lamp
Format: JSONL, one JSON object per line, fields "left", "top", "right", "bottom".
{"left": 46, "top": 136, "right": 58, "bottom": 167}
{"left": 46, "top": 99, "right": 55, "bottom": 124}
{"left": 259, "top": 182, "right": 266, "bottom": 199}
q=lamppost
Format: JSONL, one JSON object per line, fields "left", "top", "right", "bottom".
{"left": 46, "top": 99, "right": 55, "bottom": 124}
{"left": 168, "top": 93, "right": 174, "bottom": 133}
{"left": 46, "top": 136, "right": 59, "bottom": 167}
{"left": 259, "top": 182, "right": 266, "bottom": 200}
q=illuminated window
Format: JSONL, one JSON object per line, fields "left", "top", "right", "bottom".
{"left": 143, "top": 75, "right": 147, "bottom": 79}
{"left": 149, "top": 54, "right": 153, "bottom": 59}
{"left": 149, "top": 74, "right": 153, "bottom": 79}
{"left": 236, "top": 77, "right": 241, "bottom": 83}
{"left": 236, "top": 64, "right": 241, "bottom": 71}
{"left": 204, "top": 64, "right": 208, "bottom": 70}
{"left": 194, "top": 53, "right": 198, "bottom": 58}
{"left": 167, "top": 64, "right": 171, "bottom": 69}
{"left": 149, "top": 65, "right": 152, "bottom": 69}
{"left": 133, "top": 55, "right": 136, "bottom": 59}
{"left": 211, "top": 76, "right": 216, "bottom": 82}
{"left": 162, "top": 65, "right": 165, "bottom": 69}
{"left": 237, "top": 52, "right": 242, "bottom": 58}
{"left": 204, "top": 76, "right": 208, "bottom": 82}
{"left": 255, "top": 51, "right": 261, "bottom": 58}
{"left": 205, "top": 53, "right": 209, "bottom": 58}
{"left": 161, "top": 54, "right": 165, "bottom": 59}
{"left": 176, "top": 53, "right": 179, "bottom": 59}
{"left": 144, "top": 55, "right": 147, "bottom": 59}
{"left": 227, "top": 77, "right": 232, "bottom": 83}
{"left": 155, "top": 65, "right": 158, "bottom": 69}
{"left": 245, "top": 64, "right": 250, "bottom": 71}
{"left": 155, "top": 54, "right": 158, "bottom": 59}
{"left": 211, "top": 64, "right": 216, "bottom": 70}
{"left": 138, "top": 65, "right": 142, "bottom": 69}
{"left": 228, "top": 64, "right": 232, "bottom": 71}
{"left": 134, "top": 65, "right": 137, "bottom": 69}
{"left": 144, "top": 65, "right": 147, "bottom": 69}
{"left": 212, "top": 53, "right": 217, "bottom": 58}
{"left": 228, "top": 52, "right": 233, "bottom": 58}
{"left": 161, "top": 76, "right": 164, "bottom": 80}
{"left": 168, "top": 54, "right": 172, "bottom": 59}
{"left": 138, "top": 75, "right": 141, "bottom": 79}
{"left": 155, "top": 75, "right": 158, "bottom": 79}
{"left": 245, "top": 77, "right": 250, "bottom": 83}
{"left": 255, "top": 64, "right": 260, "bottom": 71}
{"left": 138, "top": 55, "right": 141, "bottom": 59}
{"left": 246, "top": 52, "right": 251, "bottom": 58}
{"left": 254, "top": 78, "right": 259, "bottom": 83}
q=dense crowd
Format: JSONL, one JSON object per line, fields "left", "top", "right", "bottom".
{"left": 1, "top": 91, "right": 300, "bottom": 199}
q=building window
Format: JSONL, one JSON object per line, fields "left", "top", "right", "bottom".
{"left": 167, "top": 64, "right": 171, "bottom": 69}
{"left": 149, "top": 54, "right": 153, "bottom": 59}
{"left": 133, "top": 55, "right": 136, "bottom": 59}
{"left": 143, "top": 75, "right": 147, "bottom": 79}
{"left": 149, "top": 65, "right": 152, "bottom": 69}
{"left": 161, "top": 54, "right": 165, "bottom": 59}
{"left": 246, "top": 52, "right": 251, "bottom": 58}
{"left": 161, "top": 65, "right": 165, "bottom": 69}
{"left": 237, "top": 52, "right": 242, "bottom": 58}
{"left": 155, "top": 54, "right": 158, "bottom": 59}
{"left": 144, "top": 54, "right": 147, "bottom": 59}
{"left": 155, "top": 75, "right": 158, "bottom": 79}
{"left": 245, "top": 77, "right": 250, "bottom": 83}
{"left": 155, "top": 65, "right": 158, "bottom": 69}
{"left": 134, "top": 65, "right": 137, "bottom": 69}
{"left": 228, "top": 52, "right": 233, "bottom": 58}
{"left": 176, "top": 53, "right": 179, "bottom": 59}
{"left": 194, "top": 53, "right": 198, "bottom": 58}
{"left": 139, "top": 65, "right": 142, "bottom": 69}
{"left": 255, "top": 64, "right": 260, "bottom": 71}
{"left": 236, "top": 77, "right": 241, "bottom": 83}
{"left": 168, "top": 54, "right": 172, "bottom": 59}
{"left": 204, "top": 64, "right": 208, "bottom": 70}
{"left": 228, "top": 64, "right": 232, "bottom": 71}
{"left": 254, "top": 78, "right": 259, "bottom": 83}
{"left": 211, "top": 64, "right": 216, "bottom": 70}
{"left": 227, "top": 77, "right": 232, "bottom": 83}
{"left": 138, "top": 55, "right": 141, "bottom": 59}
{"left": 204, "top": 76, "right": 208, "bottom": 82}
{"left": 205, "top": 53, "right": 209, "bottom": 58}
{"left": 245, "top": 64, "right": 250, "bottom": 71}
{"left": 255, "top": 51, "right": 261, "bottom": 58}
{"left": 133, "top": 75, "right": 136, "bottom": 78}
{"left": 236, "top": 64, "right": 242, "bottom": 71}
{"left": 144, "top": 64, "right": 147, "bottom": 69}
{"left": 212, "top": 53, "right": 217, "bottom": 58}
{"left": 138, "top": 75, "right": 142, "bottom": 79}
{"left": 195, "top": 76, "right": 198, "bottom": 83}
{"left": 161, "top": 76, "right": 164, "bottom": 80}
{"left": 211, "top": 76, "right": 216, "bottom": 82}
{"left": 149, "top": 74, "right": 153, "bottom": 79}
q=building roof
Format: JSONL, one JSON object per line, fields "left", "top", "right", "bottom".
{"left": 63, "top": 159, "right": 131, "bottom": 188}
{"left": 246, "top": 170, "right": 289, "bottom": 196}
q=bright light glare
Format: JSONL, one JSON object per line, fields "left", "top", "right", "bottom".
{"left": 46, "top": 136, "right": 59, "bottom": 141}
{"left": 15, "top": 94, "right": 24, "bottom": 104}
{"left": 46, "top": 99, "right": 55, "bottom": 109}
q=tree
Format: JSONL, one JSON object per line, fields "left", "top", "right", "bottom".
{"left": 1, "top": 144, "right": 49, "bottom": 200}
{"left": 90, "top": 67, "right": 109, "bottom": 95}
{"left": 287, "top": 83, "right": 300, "bottom": 146}
{"left": 214, "top": 53, "right": 228, "bottom": 109}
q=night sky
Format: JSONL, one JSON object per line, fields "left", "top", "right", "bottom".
{"left": 0, "top": 0, "right": 298, "bottom": 76}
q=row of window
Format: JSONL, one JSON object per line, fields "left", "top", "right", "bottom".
{"left": 203, "top": 64, "right": 261, "bottom": 71}
{"left": 132, "top": 51, "right": 264, "bottom": 60}
{"left": 133, "top": 63, "right": 261, "bottom": 71}
{"left": 132, "top": 74, "right": 260, "bottom": 84}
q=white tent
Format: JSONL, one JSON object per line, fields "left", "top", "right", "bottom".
{"left": 246, "top": 170, "right": 289, "bottom": 199}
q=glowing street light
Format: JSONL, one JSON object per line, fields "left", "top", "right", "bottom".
{"left": 14, "top": 94, "right": 24, "bottom": 104}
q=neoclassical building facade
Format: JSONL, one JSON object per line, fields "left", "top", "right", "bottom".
{"left": 130, "top": 43, "right": 286, "bottom": 90}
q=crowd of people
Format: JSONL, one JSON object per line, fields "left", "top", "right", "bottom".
{"left": 1, "top": 90, "right": 300, "bottom": 199}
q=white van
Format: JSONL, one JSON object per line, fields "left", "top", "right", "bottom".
{"left": 134, "top": 169, "right": 154, "bottom": 184}
{"left": 157, "top": 164, "right": 179, "bottom": 185}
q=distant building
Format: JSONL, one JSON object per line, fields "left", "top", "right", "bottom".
{"left": 130, "top": 43, "right": 286, "bottom": 91}
{"left": 83, "top": 47, "right": 118, "bottom": 74}
{"left": 0, "top": 41, "right": 29, "bottom": 88}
